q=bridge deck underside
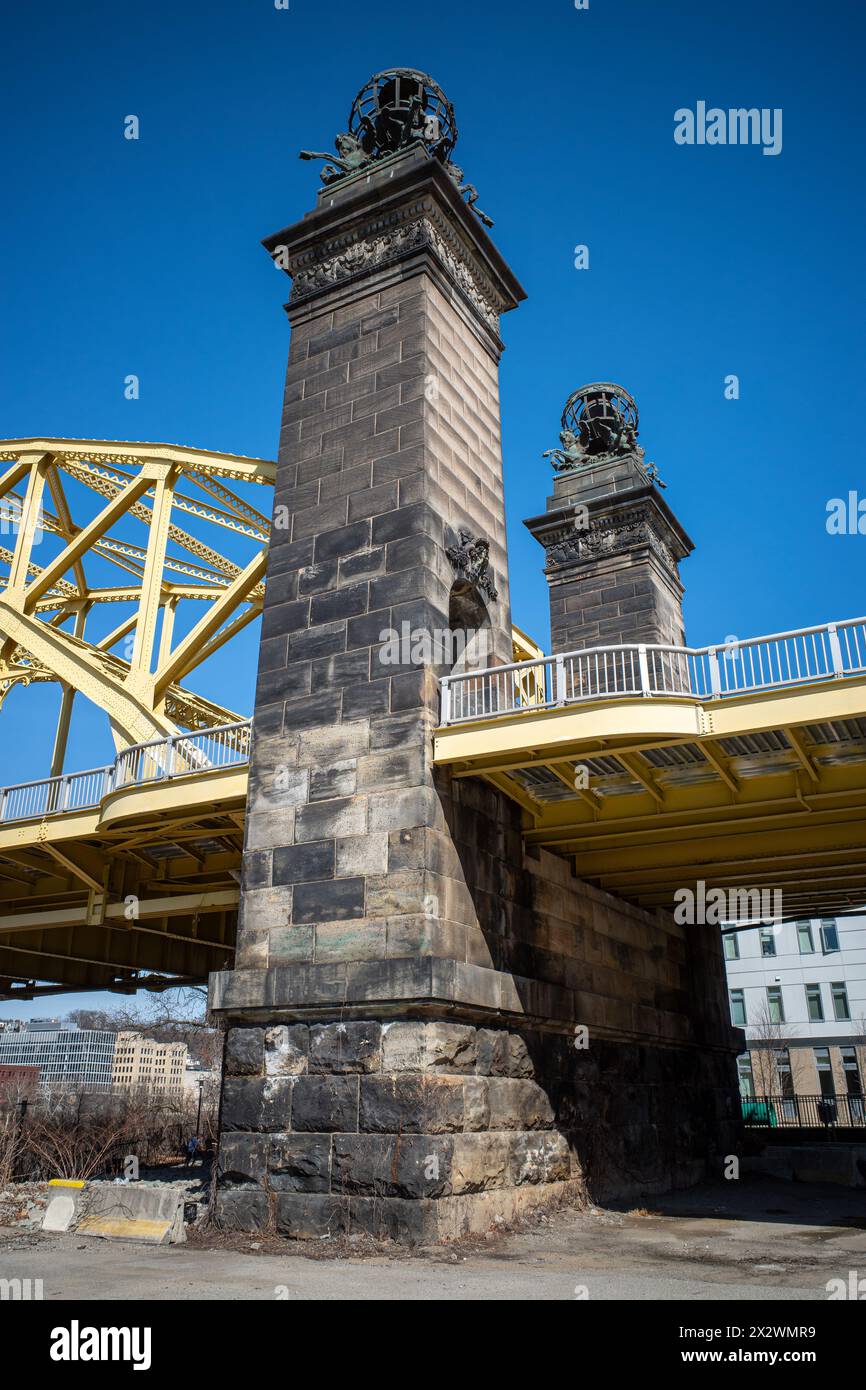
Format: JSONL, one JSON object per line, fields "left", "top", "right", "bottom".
{"left": 4, "top": 680, "right": 866, "bottom": 998}
{"left": 0, "top": 775, "right": 242, "bottom": 999}
{"left": 434, "top": 677, "right": 866, "bottom": 918}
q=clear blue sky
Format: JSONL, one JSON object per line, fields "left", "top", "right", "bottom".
{"left": 1, "top": 0, "right": 864, "bottom": 1015}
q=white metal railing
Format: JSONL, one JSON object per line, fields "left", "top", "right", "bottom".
{"left": 0, "top": 720, "right": 252, "bottom": 825}
{"left": 439, "top": 617, "right": 866, "bottom": 726}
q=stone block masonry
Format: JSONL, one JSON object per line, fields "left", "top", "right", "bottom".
{"left": 525, "top": 450, "right": 695, "bottom": 652}
{"left": 211, "top": 141, "right": 740, "bottom": 1241}
{"left": 217, "top": 1022, "right": 575, "bottom": 1246}
{"left": 232, "top": 147, "right": 524, "bottom": 996}
{"left": 216, "top": 1017, "right": 733, "bottom": 1243}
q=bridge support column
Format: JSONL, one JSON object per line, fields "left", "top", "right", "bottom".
{"left": 524, "top": 403, "right": 695, "bottom": 653}
{"left": 210, "top": 144, "right": 739, "bottom": 1243}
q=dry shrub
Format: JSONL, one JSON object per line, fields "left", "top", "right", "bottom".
{"left": 3, "top": 1084, "right": 218, "bottom": 1183}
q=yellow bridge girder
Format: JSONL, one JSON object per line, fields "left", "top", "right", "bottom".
{"left": 0, "top": 767, "right": 246, "bottom": 999}
{"left": 0, "top": 438, "right": 274, "bottom": 755}
{"left": 0, "top": 439, "right": 274, "bottom": 997}
{"left": 433, "top": 672, "right": 866, "bottom": 919}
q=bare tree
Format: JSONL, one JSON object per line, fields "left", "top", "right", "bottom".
{"left": 747, "top": 999, "right": 793, "bottom": 1095}
{"left": 65, "top": 987, "right": 222, "bottom": 1069}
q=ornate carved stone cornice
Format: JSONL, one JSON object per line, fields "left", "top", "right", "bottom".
{"left": 526, "top": 493, "right": 693, "bottom": 583}
{"left": 548, "top": 508, "right": 674, "bottom": 573}
{"left": 286, "top": 203, "right": 505, "bottom": 331}
{"left": 263, "top": 150, "right": 525, "bottom": 337}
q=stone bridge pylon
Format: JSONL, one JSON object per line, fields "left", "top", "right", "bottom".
{"left": 210, "top": 68, "right": 739, "bottom": 1242}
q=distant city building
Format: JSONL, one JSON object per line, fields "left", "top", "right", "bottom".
{"left": 0, "top": 1025, "right": 115, "bottom": 1091}
{"left": 724, "top": 915, "right": 866, "bottom": 1116}
{"left": 0, "top": 1024, "right": 187, "bottom": 1097}
{"left": 183, "top": 1061, "right": 219, "bottom": 1097}
{"left": 112, "top": 1032, "right": 187, "bottom": 1098}
{"left": 0, "top": 1064, "right": 39, "bottom": 1101}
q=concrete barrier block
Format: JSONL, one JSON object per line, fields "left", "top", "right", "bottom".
{"left": 75, "top": 1184, "right": 187, "bottom": 1244}
{"left": 42, "top": 1189, "right": 83, "bottom": 1233}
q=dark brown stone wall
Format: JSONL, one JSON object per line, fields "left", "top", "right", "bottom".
{"left": 212, "top": 151, "right": 739, "bottom": 1240}
{"left": 525, "top": 453, "right": 695, "bottom": 653}
{"left": 215, "top": 1012, "right": 737, "bottom": 1243}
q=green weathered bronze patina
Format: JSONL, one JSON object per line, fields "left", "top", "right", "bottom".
{"left": 542, "top": 382, "right": 666, "bottom": 487}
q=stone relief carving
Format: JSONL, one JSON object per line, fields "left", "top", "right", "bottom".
{"left": 445, "top": 527, "right": 498, "bottom": 602}
{"left": 288, "top": 214, "right": 502, "bottom": 330}
{"left": 546, "top": 511, "right": 677, "bottom": 573}
{"left": 290, "top": 222, "right": 428, "bottom": 299}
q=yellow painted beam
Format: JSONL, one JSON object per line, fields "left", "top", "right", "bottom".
{"left": 0, "top": 456, "right": 37, "bottom": 502}
{"left": 96, "top": 613, "right": 139, "bottom": 654}
{"left": 179, "top": 600, "right": 262, "bottom": 676}
{"left": 614, "top": 751, "right": 665, "bottom": 805}
{"left": 5, "top": 454, "right": 50, "bottom": 594}
{"left": 127, "top": 468, "right": 177, "bottom": 691}
{"left": 157, "top": 597, "right": 178, "bottom": 669}
{"left": 41, "top": 844, "right": 105, "bottom": 895}
{"left": 785, "top": 725, "right": 821, "bottom": 784}
{"left": 153, "top": 548, "right": 268, "bottom": 696}
{"left": 529, "top": 770, "right": 866, "bottom": 843}
{"left": 699, "top": 739, "right": 739, "bottom": 794}
{"left": 22, "top": 469, "right": 157, "bottom": 613}
{"left": 0, "top": 438, "right": 275, "bottom": 485}
{"left": 50, "top": 604, "right": 90, "bottom": 777}
{"left": 434, "top": 677, "right": 866, "bottom": 772}
{"left": 0, "top": 887, "right": 238, "bottom": 934}
{"left": 45, "top": 460, "right": 88, "bottom": 596}
{"left": 0, "top": 601, "right": 177, "bottom": 747}
{"left": 434, "top": 697, "right": 704, "bottom": 766}
{"left": 547, "top": 760, "right": 600, "bottom": 817}
{"left": 483, "top": 771, "right": 538, "bottom": 821}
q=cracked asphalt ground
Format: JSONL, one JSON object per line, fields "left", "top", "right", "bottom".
{"left": 2, "top": 1179, "right": 865, "bottom": 1300}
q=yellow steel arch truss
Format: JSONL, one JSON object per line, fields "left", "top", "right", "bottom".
{"left": 0, "top": 439, "right": 274, "bottom": 753}
{"left": 0, "top": 439, "right": 274, "bottom": 1001}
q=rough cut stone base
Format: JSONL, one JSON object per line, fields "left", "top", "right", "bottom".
{"left": 217, "top": 1178, "right": 584, "bottom": 1245}
{"left": 215, "top": 1018, "right": 737, "bottom": 1243}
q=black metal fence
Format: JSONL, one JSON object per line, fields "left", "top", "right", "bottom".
{"left": 742, "top": 1092, "right": 866, "bottom": 1129}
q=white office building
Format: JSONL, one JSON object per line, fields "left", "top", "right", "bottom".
{"left": 724, "top": 914, "right": 866, "bottom": 1118}
{"left": 0, "top": 1024, "right": 116, "bottom": 1091}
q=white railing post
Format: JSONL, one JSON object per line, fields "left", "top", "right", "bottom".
{"left": 440, "top": 677, "right": 451, "bottom": 726}
{"left": 827, "top": 623, "right": 844, "bottom": 677}
{"left": 554, "top": 655, "right": 566, "bottom": 705}
{"left": 165, "top": 734, "right": 176, "bottom": 779}
{"left": 708, "top": 647, "right": 721, "bottom": 698}
{"left": 60, "top": 776, "right": 71, "bottom": 812}
{"left": 0, "top": 788, "right": 6, "bottom": 822}
{"left": 637, "top": 644, "right": 651, "bottom": 696}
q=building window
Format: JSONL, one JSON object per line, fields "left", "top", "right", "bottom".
{"left": 797, "top": 921, "right": 814, "bottom": 954}
{"left": 767, "top": 986, "right": 785, "bottom": 1024}
{"left": 831, "top": 983, "right": 851, "bottom": 1021}
{"left": 724, "top": 934, "right": 740, "bottom": 960}
{"left": 841, "top": 1047, "right": 862, "bottom": 1096}
{"left": 805, "top": 984, "right": 824, "bottom": 1022}
{"left": 774, "top": 1048, "right": 794, "bottom": 1099}
{"left": 737, "top": 1053, "right": 754, "bottom": 1098}
{"left": 820, "top": 920, "right": 840, "bottom": 953}
{"left": 730, "top": 989, "right": 746, "bottom": 1027}
{"left": 814, "top": 1047, "right": 835, "bottom": 1099}
{"left": 760, "top": 928, "right": 777, "bottom": 958}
